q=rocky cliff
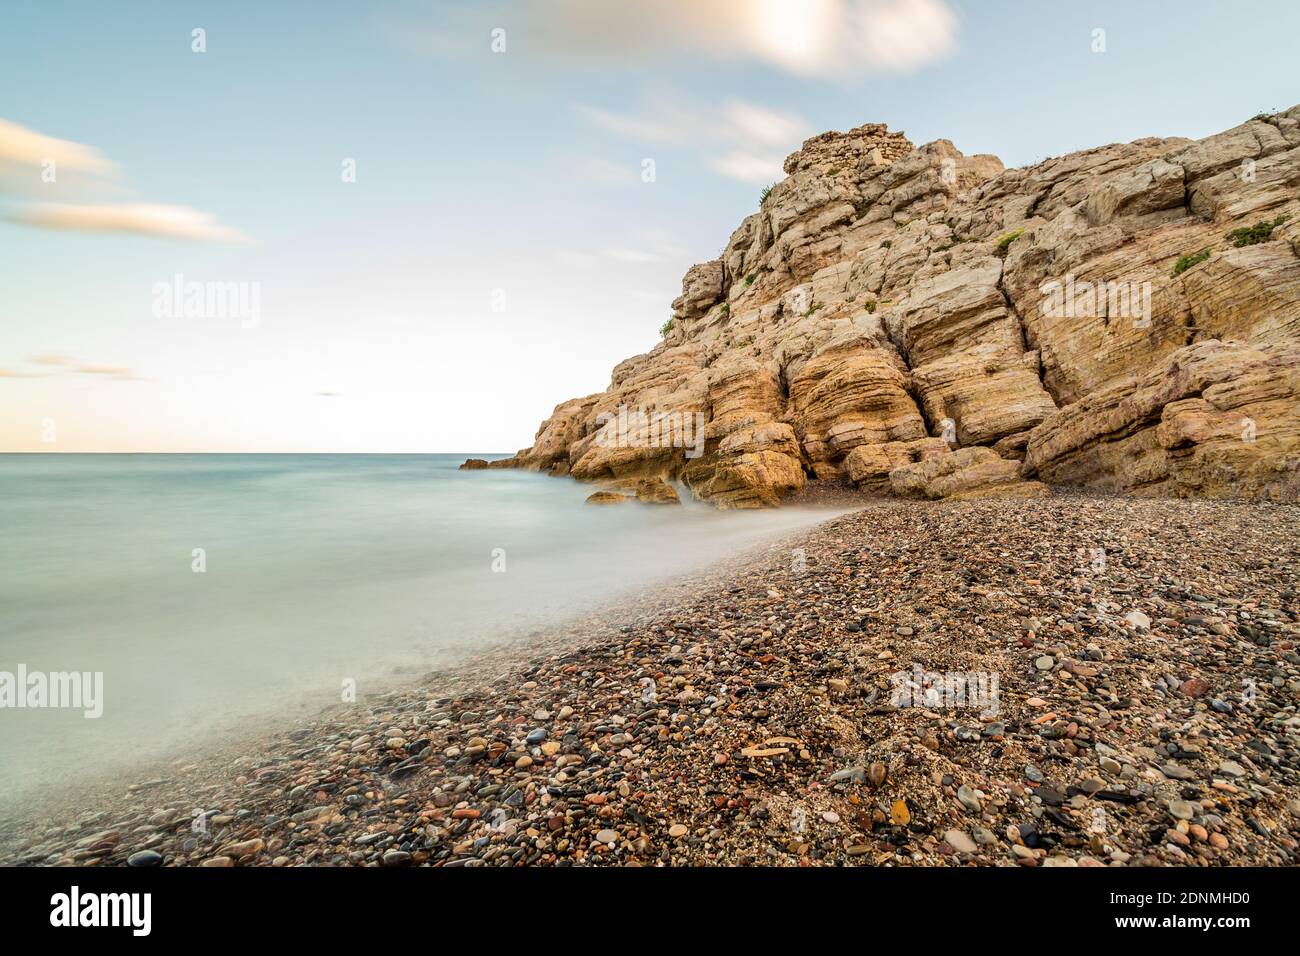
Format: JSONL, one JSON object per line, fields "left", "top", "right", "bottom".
{"left": 496, "top": 108, "right": 1300, "bottom": 507}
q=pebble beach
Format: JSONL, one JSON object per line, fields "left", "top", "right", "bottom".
{"left": 5, "top": 492, "right": 1299, "bottom": 868}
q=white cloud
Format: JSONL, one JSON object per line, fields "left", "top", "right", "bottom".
{"left": 1, "top": 354, "right": 143, "bottom": 382}
{"left": 576, "top": 92, "right": 812, "bottom": 185}
{"left": 73, "top": 363, "right": 138, "bottom": 379}
{"left": 554, "top": 229, "right": 687, "bottom": 268}
{"left": 540, "top": 0, "right": 957, "bottom": 77}
{"left": 721, "top": 101, "right": 810, "bottom": 147}
{"left": 575, "top": 99, "right": 704, "bottom": 145}
{"left": 842, "top": 0, "right": 959, "bottom": 72}
{"left": 0, "top": 116, "right": 246, "bottom": 242}
{"left": 4, "top": 202, "right": 248, "bottom": 242}
{"left": 0, "top": 117, "right": 113, "bottom": 175}
{"left": 389, "top": 0, "right": 957, "bottom": 78}
{"left": 708, "top": 151, "right": 789, "bottom": 186}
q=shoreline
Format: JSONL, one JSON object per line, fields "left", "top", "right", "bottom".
{"left": 0, "top": 501, "right": 853, "bottom": 855}
{"left": 5, "top": 492, "right": 1299, "bottom": 867}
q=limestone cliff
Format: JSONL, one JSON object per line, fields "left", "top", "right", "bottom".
{"left": 496, "top": 109, "right": 1300, "bottom": 507}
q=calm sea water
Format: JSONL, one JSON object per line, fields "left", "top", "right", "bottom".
{"left": 0, "top": 454, "right": 840, "bottom": 810}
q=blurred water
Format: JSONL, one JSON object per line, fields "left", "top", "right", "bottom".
{"left": 0, "top": 454, "right": 840, "bottom": 808}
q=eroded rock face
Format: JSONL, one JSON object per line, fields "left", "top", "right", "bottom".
{"left": 1022, "top": 340, "right": 1300, "bottom": 501}
{"left": 498, "top": 106, "right": 1300, "bottom": 506}
{"left": 890, "top": 446, "right": 1050, "bottom": 501}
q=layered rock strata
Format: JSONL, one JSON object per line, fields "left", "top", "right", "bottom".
{"left": 491, "top": 109, "right": 1300, "bottom": 507}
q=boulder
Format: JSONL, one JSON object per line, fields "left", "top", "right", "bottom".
{"left": 585, "top": 492, "right": 630, "bottom": 506}
{"left": 634, "top": 480, "right": 681, "bottom": 505}
{"left": 890, "top": 446, "right": 1051, "bottom": 501}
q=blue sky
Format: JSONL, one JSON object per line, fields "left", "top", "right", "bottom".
{"left": 2, "top": 0, "right": 1297, "bottom": 451}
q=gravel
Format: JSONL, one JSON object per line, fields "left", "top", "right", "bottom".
{"left": 3, "top": 492, "right": 1298, "bottom": 867}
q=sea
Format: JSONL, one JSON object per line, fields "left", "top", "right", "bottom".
{"left": 0, "top": 453, "right": 843, "bottom": 811}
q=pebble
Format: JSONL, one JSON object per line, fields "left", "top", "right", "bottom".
{"left": 1124, "top": 610, "right": 1151, "bottom": 630}
{"left": 830, "top": 766, "right": 865, "bottom": 785}
{"left": 944, "top": 829, "right": 978, "bottom": 853}
{"left": 7, "top": 496, "right": 1296, "bottom": 871}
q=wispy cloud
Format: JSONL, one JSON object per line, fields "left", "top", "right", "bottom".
{"left": 74, "top": 364, "right": 137, "bottom": 378}
{"left": 556, "top": 0, "right": 959, "bottom": 76}
{"left": 392, "top": 0, "right": 958, "bottom": 78}
{"left": 0, "top": 117, "right": 113, "bottom": 175}
{"left": 2, "top": 354, "right": 144, "bottom": 382}
{"left": 5, "top": 202, "right": 249, "bottom": 242}
{"left": 554, "top": 228, "right": 686, "bottom": 269}
{"left": 0, "top": 116, "right": 246, "bottom": 242}
{"left": 577, "top": 92, "right": 812, "bottom": 184}
{"left": 31, "top": 354, "right": 74, "bottom": 367}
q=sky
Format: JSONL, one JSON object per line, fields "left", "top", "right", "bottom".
{"left": 2, "top": 0, "right": 1297, "bottom": 453}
